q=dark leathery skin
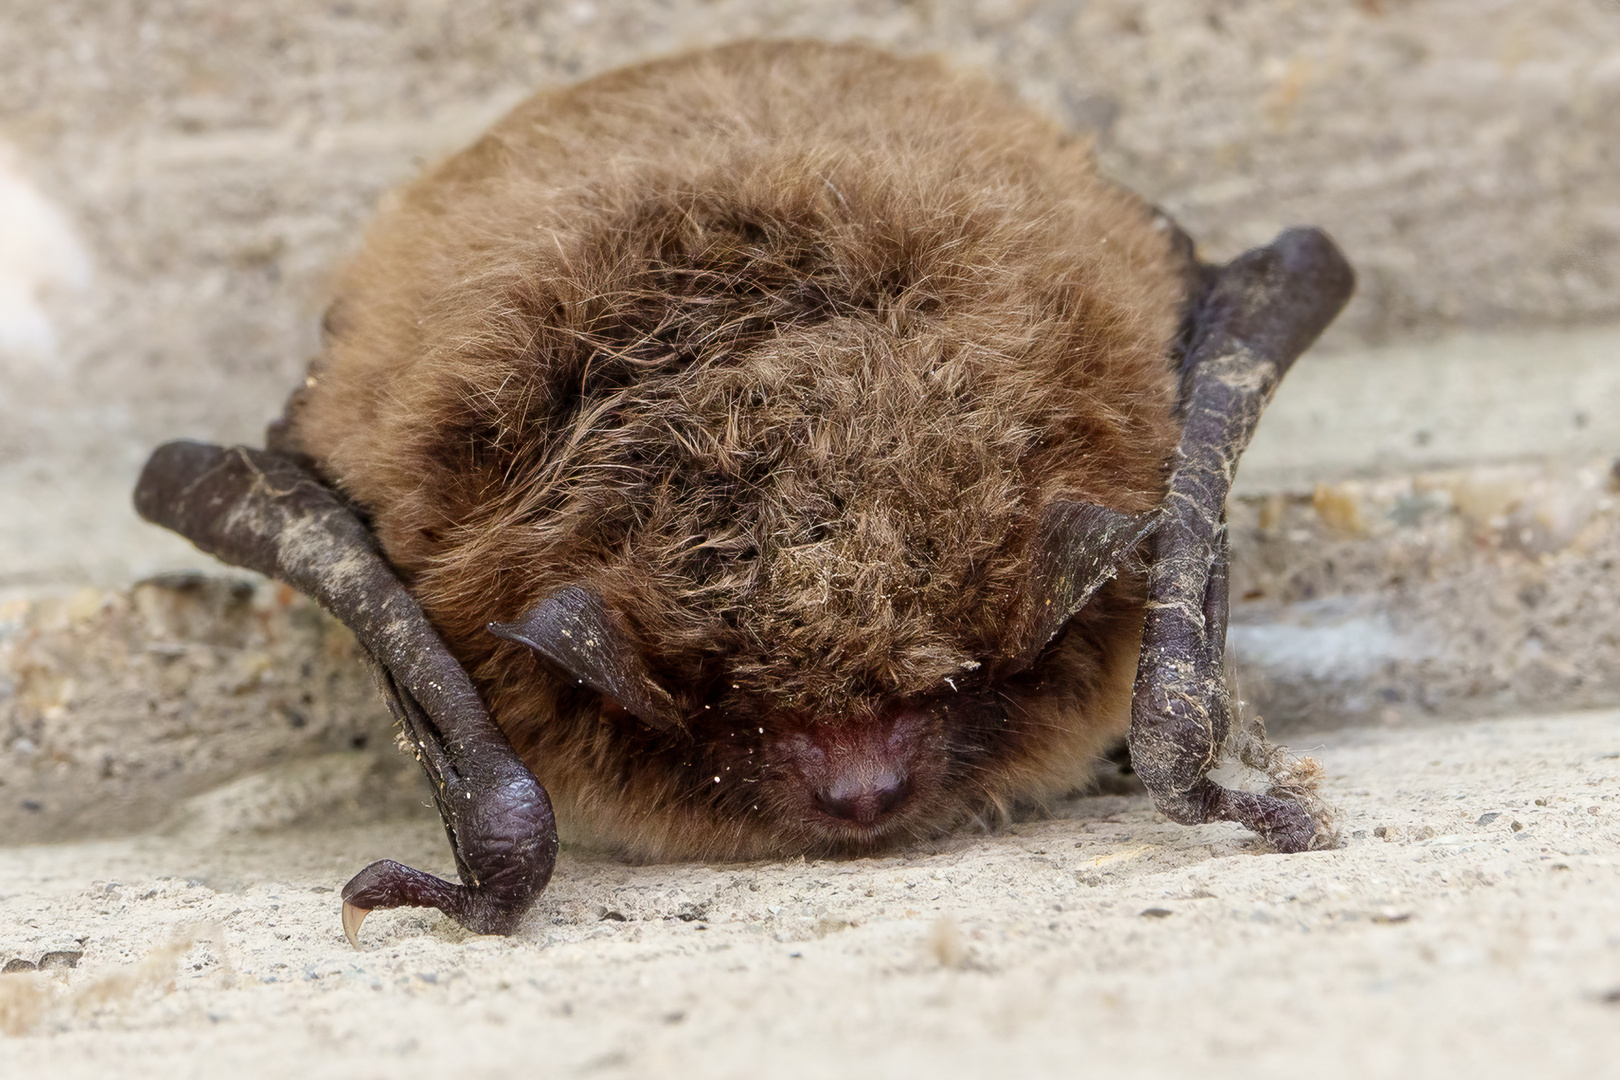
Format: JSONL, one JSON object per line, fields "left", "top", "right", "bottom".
{"left": 1002, "top": 500, "right": 1158, "bottom": 678}
{"left": 1129, "top": 228, "right": 1355, "bottom": 854}
{"left": 489, "top": 586, "right": 685, "bottom": 735}
{"left": 134, "top": 441, "right": 557, "bottom": 935}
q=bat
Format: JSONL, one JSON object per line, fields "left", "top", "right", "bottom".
{"left": 132, "top": 40, "right": 1353, "bottom": 946}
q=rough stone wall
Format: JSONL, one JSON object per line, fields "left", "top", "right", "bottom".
{"left": 1229, "top": 458, "right": 1620, "bottom": 730}
{"left": 1, "top": 0, "right": 1614, "bottom": 446}
{"left": 0, "top": 578, "right": 414, "bottom": 844}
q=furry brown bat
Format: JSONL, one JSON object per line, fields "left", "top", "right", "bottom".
{"left": 133, "top": 40, "right": 1353, "bottom": 945}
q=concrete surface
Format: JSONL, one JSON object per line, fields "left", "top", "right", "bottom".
{"left": 1236, "top": 324, "right": 1620, "bottom": 497}
{"left": 1, "top": 709, "right": 1617, "bottom": 1078}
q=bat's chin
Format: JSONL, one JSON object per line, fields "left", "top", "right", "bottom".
{"left": 799, "top": 818, "right": 912, "bottom": 854}
{"left": 789, "top": 797, "right": 952, "bottom": 854}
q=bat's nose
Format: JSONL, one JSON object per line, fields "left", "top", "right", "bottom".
{"left": 814, "top": 768, "right": 910, "bottom": 825}
{"left": 779, "top": 704, "right": 930, "bottom": 830}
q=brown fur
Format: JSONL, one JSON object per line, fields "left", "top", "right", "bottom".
{"left": 286, "top": 40, "right": 1185, "bottom": 861}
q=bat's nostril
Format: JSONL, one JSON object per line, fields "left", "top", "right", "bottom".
{"left": 814, "top": 770, "right": 910, "bottom": 825}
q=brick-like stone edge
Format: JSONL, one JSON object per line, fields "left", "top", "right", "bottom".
{"left": 0, "top": 574, "right": 410, "bottom": 844}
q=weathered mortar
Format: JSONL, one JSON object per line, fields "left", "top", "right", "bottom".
{"left": 1230, "top": 458, "right": 1620, "bottom": 729}
{"left": 0, "top": 577, "right": 417, "bottom": 844}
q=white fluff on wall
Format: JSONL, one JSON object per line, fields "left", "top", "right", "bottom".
{"left": 0, "top": 143, "right": 91, "bottom": 362}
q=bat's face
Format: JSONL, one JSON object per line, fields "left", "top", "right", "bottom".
{"left": 535, "top": 583, "right": 1145, "bottom": 861}
{"left": 476, "top": 563, "right": 1151, "bottom": 863}
{"left": 386, "top": 320, "right": 1171, "bottom": 862}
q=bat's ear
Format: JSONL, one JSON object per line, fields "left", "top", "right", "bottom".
{"left": 489, "top": 586, "right": 686, "bottom": 734}
{"left": 1000, "top": 500, "right": 1158, "bottom": 676}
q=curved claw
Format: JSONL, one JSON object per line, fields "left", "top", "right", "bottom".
{"left": 339, "top": 848, "right": 552, "bottom": 945}
{"left": 342, "top": 902, "right": 370, "bottom": 950}
{"left": 1157, "top": 779, "right": 1318, "bottom": 855}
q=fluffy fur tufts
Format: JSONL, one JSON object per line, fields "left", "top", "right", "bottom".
{"left": 286, "top": 41, "right": 1185, "bottom": 861}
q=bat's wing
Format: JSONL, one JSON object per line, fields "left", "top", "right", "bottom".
{"left": 1130, "top": 227, "right": 1354, "bottom": 853}
{"left": 134, "top": 442, "right": 557, "bottom": 943}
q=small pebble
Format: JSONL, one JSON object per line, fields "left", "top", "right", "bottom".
{"left": 1476, "top": 812, "right": 1500, "bottom": 825}
{"left": 38, "top": 951, "right": 82, "bottom": 971}
{"left": 1139, "top": 908, "right": 1173, "bottom": 919}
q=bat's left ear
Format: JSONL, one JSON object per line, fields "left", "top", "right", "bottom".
{"left": 999, "top": 500, "right": 1158, "bottom": 675}
{"left": 489, "top": 586, "right": 687, "bottom": 734}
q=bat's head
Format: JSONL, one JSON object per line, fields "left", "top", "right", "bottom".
{"left": 479, "top": 559, "right": 1154, "bottom": 862}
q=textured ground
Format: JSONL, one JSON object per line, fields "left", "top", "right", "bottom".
{"left": 2, "top": 710, "right": 1618, "bottom": 1078}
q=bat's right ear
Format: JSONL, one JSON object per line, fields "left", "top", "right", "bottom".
{"left": 999, "top": 499, "right": 1158, "bottom": 676}
{"left": 489, "top": 586, "right": 686, "bottom": 734}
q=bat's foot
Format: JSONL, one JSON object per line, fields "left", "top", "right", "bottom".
{"left": 1141, "top": 769, "right": 1319, "bottom": 854}
{"left": 340, "top": 850, "right": 548, "bottom": 947}
{"left": 133, "top": 439, "right": 562, "bottom": 947}
{"left": 1128, "top": 226, "right": 1352, "bottom": 854}
{"left": 347, "top": 665, "right": 559, "bottom": 948}
{"left": 1193, "top": 781, "right": 1317, "bottom": 854}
